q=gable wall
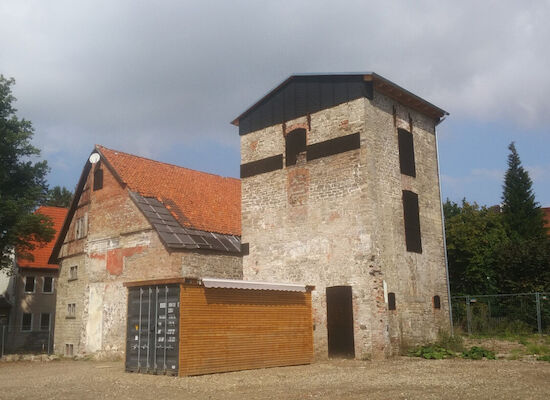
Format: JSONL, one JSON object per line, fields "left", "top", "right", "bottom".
{"left": 54, "top": 161, "right": 242, "bottom": 357}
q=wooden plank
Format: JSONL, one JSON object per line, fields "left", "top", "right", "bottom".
{"left": 179, "top": 286, "right": 313, "bottom": 376}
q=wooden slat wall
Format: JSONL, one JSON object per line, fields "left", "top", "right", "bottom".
{"left": 179, "top": 286, "right": 313, "bottom": 376}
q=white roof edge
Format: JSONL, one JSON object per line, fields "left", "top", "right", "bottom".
{"left": 201, "top": 278, "right": 308, "bottom": 292}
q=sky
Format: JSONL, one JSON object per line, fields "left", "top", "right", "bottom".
{"left": 1, "top": 0, "right": 549, "bottom": 207}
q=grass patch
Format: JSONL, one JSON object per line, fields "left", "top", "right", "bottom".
{"left": 537, "top": 355, "right": 550, "bottom": 362}
{"left": 525, "top": 343, "right": 550, "bottom": 355}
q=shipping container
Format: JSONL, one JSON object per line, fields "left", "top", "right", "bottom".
{"left": 124, "top": 277, "right": 314, "bottom": 376}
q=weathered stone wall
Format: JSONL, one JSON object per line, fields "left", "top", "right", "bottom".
{"left": 241, "top": 95, "right": 450, "bottom": 360}
{"left": 54, "top": 162, "right": 242, "bottom": 357}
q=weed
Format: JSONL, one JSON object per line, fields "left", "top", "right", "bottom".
{"left": 537, "top": 355, "right": 550, "bottom": 362}
{"left": 461, "top": 346, "right": 496, "bottom": 360}
{"left": 408, "top": 345, "right": 456, "bottom": 360}
{"left": 525, "top": 343, "right": 550, "bottom": 355}
{"left": 437, "top": 331, "right": 464, "bottom": 352}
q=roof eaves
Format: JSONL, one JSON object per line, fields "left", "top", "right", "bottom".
{"left": 231, "top": 72, "right": 448, "bottom": 126}
{"left": 48, "top": 154, "right": 94, "bottom": 264}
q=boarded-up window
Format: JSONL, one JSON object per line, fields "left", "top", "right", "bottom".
{"left": 398, "top": 128, "right": 416, "bottom": 177}
{"left": 240, "top": 155, "right": 283, "bottom": 178}
{"left": 285, "top": 128, "right": 306, "bottom": 166}
{"left": 93, "top": 166, "right": 103, "bottom": 191}
{"left": 433, "top": 295, "right": 441, "bottom": 309}
{"left": 388, "top": 292, "right": 396, "bottom": 310}
{"left": 402, "top": 190, "right": 422, "bottom": 253}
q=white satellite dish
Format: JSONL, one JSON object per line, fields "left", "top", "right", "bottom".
{"left": 89, "top": 153, "right": 100, "bottom": 164}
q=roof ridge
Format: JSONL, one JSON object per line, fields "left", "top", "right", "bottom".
{"left": 96, "top": 144, "right": 239, "bottom": 182}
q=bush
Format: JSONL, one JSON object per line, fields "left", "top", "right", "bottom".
{"left": 462, "top": 346, "right": 496, "bottom": 360}
{"left": 409, "top": 345, "right": 456, "bottom": 360}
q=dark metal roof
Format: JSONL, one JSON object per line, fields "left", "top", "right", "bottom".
{"left": 231, "top": 73, "right": 448, "bottom": 135}
{"left": 130, "top": 192, "right": 241, "bottom": 253}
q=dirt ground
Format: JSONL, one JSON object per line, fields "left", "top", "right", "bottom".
{"left": 1, "top": 358, "right": 549, "bottom": 400}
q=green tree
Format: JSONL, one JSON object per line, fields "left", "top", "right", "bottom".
{"left": 498, "top": 142, "right": 550, "bottom": 292}
{"left": 501, "top": 142, "right": 545, "bottom": 239}
{"left": 44, "top": 185, "right": 73, "bottom": 208}
{"left": 0, "top": 75, "right": 54, "bottom": 270}
{"left": 444, "top": 199, "right": 508, "bottom": 295}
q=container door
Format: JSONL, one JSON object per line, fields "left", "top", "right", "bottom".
{"left": 326, "top": 285, "right": 355, "bottom": 358}
{"left": 125, "top": 285, "right": 180, "bottom": 375}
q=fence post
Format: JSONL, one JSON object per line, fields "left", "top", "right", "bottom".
{"left": 1, "top": 325, "right": 5, "bottom": 358}
{"left": 536, "top": 292, "right": 542, "bottom": 335}
{"left": 466, "top": 296, "right": 472, "bottom": 335}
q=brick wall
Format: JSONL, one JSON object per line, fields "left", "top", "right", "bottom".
{"left": 241, "top": 95, "right": 450, "bottom": 360}
{"left": 54, "top": 161, "right": 242, "bottom": 357}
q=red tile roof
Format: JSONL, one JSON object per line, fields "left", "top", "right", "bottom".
{"left": 543, "top": 207, "right": 550, "bottom": 232}
{"left": 97, "top": 145, "right": 241, "bottom": 236}
{"left": 18, "top": 206, "right": 68, "bottom": 269}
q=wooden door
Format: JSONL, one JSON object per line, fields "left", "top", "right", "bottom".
{"left": 326, "top": 286, "right": 355, "bottom": 358}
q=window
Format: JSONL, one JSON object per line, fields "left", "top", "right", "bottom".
{"left": 40, "top": 313, "right": 51, "bottom": 331}
{"left": 65, "top": 343, "right": 74, "bottom": 356}
{"left": 285, "top": 128, "right": 307, "bottom": 166}
{"left": 24, "top": 276, "right": 35, "bottom": 293}
{"left": 402, "top": 190, "right": 422, "bottom": 253}
{"left": 67, "top": 303, "right": 76, "bottom": 318}
{"left": 241, "top": 243, "right": 250, "bottom": 256}
{"left": 21, "top": 313, "right": 32, "bottom": 331}
{"left": 75, "top": 214, "right": 88, "bottom": 239}
{"left": 398, "top": 128, "right": 416, "bottom": 177}
{"left": 69, "top": 266, "right": 78, "bottom": 281}
{"left": 93, "top": 165, "right": 103, "bottom": 191}
{"left": 433, "top": 295, "right": 441, "bottom": 309}
{"left": 43, "top": 277, "right": 54, "bottom": 293}
{"left": 388, "top": 293, "right": 396, "bottom": 311}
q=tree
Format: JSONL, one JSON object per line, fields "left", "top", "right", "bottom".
{"left": 44, "top": 186, "right": 73, "bottom": 207}
{"left": 501, "top": 142, "right": 545, "bottom": 239}
{"left": 0, "top": 75, "right": 54, "bottom": 270}
{"left": 498, "top": 142, "right": 550, "bottom": 292}
{"left": 444, "top": 199, "right": 508, "bottom": 295}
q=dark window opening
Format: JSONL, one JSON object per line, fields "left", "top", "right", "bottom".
{"left": 402, "top": 190, "right": 422, "bottom": 253}
{"left": 398, "top": 128, "right": 416, "bottom": 177}
{"left": 21, "top": 313, "right": 32, "bottom": 331}
{"left": 24, "top": 276, "right": 35, "bottom": 293}
{"left": 241, "top": 243, "right": 250, "bottom": 256}
{"left": 433, "top": 295, "right": 441, "bottom": 309}
{"left": 65, "top": 343, "right": 74, "bottom": 356}
{"left": 388, "top": 292, "right": 396, "bottom": 310}
{"left": 43, "top": 277, "right": 53, "bottom": 293}
{"left": 285, "top": 128, "right": 307, "bottom": 166}
{"left": 40, "top": 313, "right": 51, "bottom": 331}
{"left": 93, "top": 166, "right": 103, "bottom": 191}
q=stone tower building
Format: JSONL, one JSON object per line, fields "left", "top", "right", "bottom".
{"left": 233, "top": 73, "right": 451, "bottom": 359}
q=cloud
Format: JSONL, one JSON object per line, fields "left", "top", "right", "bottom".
{"left": 1, "top": 1, "right": 549, "bottom": 194}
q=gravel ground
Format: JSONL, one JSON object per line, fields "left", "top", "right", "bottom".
{"left": 1, "top": 358, "right": 549, "bottom": 400}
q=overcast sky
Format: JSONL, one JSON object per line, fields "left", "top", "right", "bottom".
{"left": 1, "top": 0, "right": 549, "bottom": 207}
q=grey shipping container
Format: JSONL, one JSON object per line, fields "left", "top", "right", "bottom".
{"left": 125, "top": 284, "right": 180, "bottom": 375}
